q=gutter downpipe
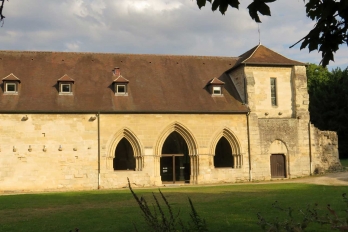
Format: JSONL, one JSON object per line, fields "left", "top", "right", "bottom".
{"left": 97, "top": 112, "right": 101, "bottom": 189}
{"left": 244, "top": 63, "right": 252, "bottom": 182}
{"left": 308, "top": 121, "right": 312, "bottom": 175}
{"left": 247, "top": 110, "right": 252, "bottom": 181}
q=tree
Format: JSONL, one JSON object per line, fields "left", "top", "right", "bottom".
{"left": 0, "top": 0, "right": 7, "bottom": 26}
{"left": 306, "top": 63, "right": 330, "bottom": 90}
{"left": 196, "top": 0, "right": 348, "bottom": 67}
{"left": 307, "top": 64, "right": 348, "bottom": 158}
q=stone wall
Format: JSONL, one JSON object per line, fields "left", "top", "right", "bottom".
{"left": 228, "top": 66, "right": 246, "bottom": 103}
{"left": 0, "top": 114, "right": 99, "bottom": 192}
{"left": 0, "top": 113, "right": 249, "bottom": 192}
{"left": 236, "top": 65, "right": 330, "bottom": 180}
{"left": 0, "top": 65, "right": 341, "bottom": 193}
{"left": 244, "top": 66, "right": 294, "bottom": 118}
{"left": 310, "top": 126, "right": 341, "bottom": 173}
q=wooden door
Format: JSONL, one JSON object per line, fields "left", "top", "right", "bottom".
{"left": 270, "top": 154, "right": 286, "bottom": 178}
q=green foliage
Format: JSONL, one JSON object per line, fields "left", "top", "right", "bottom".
{"left": 128, "top": 178, "right": 208, "bottom": 232}
{"left": 196, "top": 0, "right": 348, "bottom": 67}
{"left": 307, "top": 64, "right": 348, "bottom": 158}
{"left": 257, "top": 194, "right": 348, "bottom": 231}
{"left": 306, "top": 63, "right": 330, "bottom": 90}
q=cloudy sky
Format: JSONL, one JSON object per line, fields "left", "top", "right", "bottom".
{"left": 1, "top": 0, "right": 347, "bottom": 70}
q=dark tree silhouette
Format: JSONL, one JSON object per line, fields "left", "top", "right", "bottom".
{"left": 0, "top": 0, "right": 8, "bottom": 26}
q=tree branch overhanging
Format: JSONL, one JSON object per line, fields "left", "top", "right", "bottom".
{"left": 0, "top": 0, "right": 8, "bottom": 26}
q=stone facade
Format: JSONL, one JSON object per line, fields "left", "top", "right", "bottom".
{"left": 0, "top": 45, "right": 340, "bottom": 193}
{"left": 0, "top": 114, "right": 249, "bottom": 192}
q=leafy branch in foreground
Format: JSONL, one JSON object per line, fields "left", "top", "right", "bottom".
{"left": 0, "top": 0, "right": 8, "bottom": 26}
{"left": 257, "top": 193, "right": 348, "bottom": 231}
{"left": 128, "top": 178, "right": 207, "bottom": 232}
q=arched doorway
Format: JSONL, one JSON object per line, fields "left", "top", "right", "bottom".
{"left": 160, "top": 131, "right": 190, "bottom": 183}
{"left": 113, "top": 138, "right": 135, "bottom": 170}
{"left": 269, "top": 140, "right": 287, "bottom": 178}
{"left": 214, "top": 137, "right": 234, "bottom": 168}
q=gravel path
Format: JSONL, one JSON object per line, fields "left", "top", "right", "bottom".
{"left": 267, "top": 171, "right": 348, "bottom": 186}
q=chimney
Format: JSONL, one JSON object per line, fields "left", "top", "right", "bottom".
{"left": 113, "top": 67, "right": 121, "bottom": 76}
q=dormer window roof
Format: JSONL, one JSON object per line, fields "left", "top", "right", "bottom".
{"left": 2, "top": 73, "right": 21, "bottom": 94}
{"left": 113, "top": 75, "right": 129, "bottom": 84}
{"left": 58, "top": 74, "right": 74, "bottom": 95}
{"left": 112, "top": 67, "right": 129, "bottom": 96}
{"left": 208, "top": 77, "right": 225, "bottom": 96}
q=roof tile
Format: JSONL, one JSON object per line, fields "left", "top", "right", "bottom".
{"left": 231, "top": 44, "right": 305, "bottom": 70}
{"left": 58, "top": 74, "right": 74, "bottom": 82}
{"left": 0, "top": 51, "right": 246, "bottom": 113}
{"left": 209, "top": 78, "right": 225, "bottom": 85}
{"left": 113, "top": 75, "right": 129, "bottom": 83}
{"left": 2, "top": 73, "right": 21, "bottom": 82}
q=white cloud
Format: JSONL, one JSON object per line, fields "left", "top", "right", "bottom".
{"left": 65, "top": 41, "right": 82, "bottom": 51}
{"left": 0, "top": 0, "right": 346, "bottom": 70}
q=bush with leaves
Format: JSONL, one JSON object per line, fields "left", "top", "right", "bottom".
{"left": 257, "top": 193, "right": 348, "bottom": 231}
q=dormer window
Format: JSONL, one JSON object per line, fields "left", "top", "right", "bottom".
{"left": 57, "top": 74, "right": 74, "bottom": 95}
{"left": 61, "top": 83, "right": 72, "bottom": 93}
{"left": 208, "top": 77, "right": 225, "bottom": 96}
{"left": 116, "top": 84, "right": 126, "bottom": 94}
{"left": 213, "top": 86, "right": 222, "bottom": 95}
{"left": 6, "top": 83, "right": 17, "bottom": 93}
{"left": 112, "top": 67, "right": 129, "bottom": 96}
{"left": 2, "top": 73, "right": 21, "bottom": 95}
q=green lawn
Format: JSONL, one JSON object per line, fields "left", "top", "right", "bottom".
{"left": 0, "top": 183, "right": 347, "bottom": 232}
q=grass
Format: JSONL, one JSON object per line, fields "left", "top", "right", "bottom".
{"left": 0, "top": 183, "right": 347, "bottom": 231}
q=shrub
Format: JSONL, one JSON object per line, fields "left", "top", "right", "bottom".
{"left": 257, "top": 193, "right": 348, "bottom": 231}
{"left": 128, "top": 178, "right": 208, "bottom": 232}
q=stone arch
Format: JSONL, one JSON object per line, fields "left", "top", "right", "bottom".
{"left": 210, "top": 128, "right": 242, "bottom": 168}
{"left": 155, "top": 122, "right": 198, "bottom": 156}
{"left": 269, "top": 139, "right": 288, "bottom": 154}
{"left": 108, "top": 128, "right": 144, "bottom": 171}
{"left": 155, "top": 122, "right": 198, "bottom": 184}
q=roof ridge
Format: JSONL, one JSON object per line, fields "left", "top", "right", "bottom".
{"left": 58, "top": 74, "right": 75, "bottom": 81}
{"left": 209, "top": 77, "right": 225, "bottom": 85}
{"left": 113, "top": 75, "right": 129, "bottom": 82}
{"left": 0, "top": 50, "right": 240, "bottom": 59}
{"left": 2, "top": 73, "right": 20, "bottom": 81}
{"left": 242, "top": 44, "right": 261, "bottom": 64}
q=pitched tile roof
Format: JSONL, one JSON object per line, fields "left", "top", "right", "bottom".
{"left": 58, "top": 74, "right": 75, "bottom": 82}
{"left": 209, "top": 78, "right": 225, "bottom": 85}
{"left": 0, "top": 51, "right": 247, "bottom": 113}
{"left": 231, "top": 44, "right": 305, "bottom": 70}
{"left": 2, "top": 73, "right": 21, "bottom": 82}
{"left": 113, "top": 75, "right": 129, "bottom": 83}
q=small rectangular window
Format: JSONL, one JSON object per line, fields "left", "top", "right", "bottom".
{"left": 61, "top": 84, "right": 71, "bottom": 93}
{"left": 117, "top": 85, "right": 126, "bottom": 94}
{"left": 213, "top": 86, "right": 222, "bottom": 95}
{"left": 270, "top": 78, "right": 277, "bottom": 106}
{"left": 5, "top": 83, "right": 17, "bottom": 93}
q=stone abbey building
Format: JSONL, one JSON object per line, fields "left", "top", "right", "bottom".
{"left": 0, "top": 45, "right": 340, "bottom": 192}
